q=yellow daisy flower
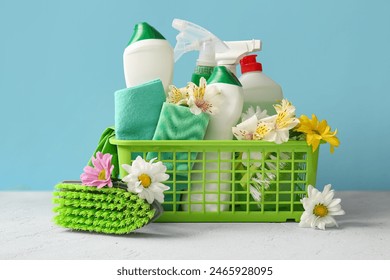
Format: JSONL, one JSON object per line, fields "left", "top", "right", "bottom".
{"left": 295, "top": 114, "right": 340, "bottom": 153}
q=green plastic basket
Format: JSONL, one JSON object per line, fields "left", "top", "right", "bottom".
{"left": 109, "top": 139, "right": 319, "bottom": 223}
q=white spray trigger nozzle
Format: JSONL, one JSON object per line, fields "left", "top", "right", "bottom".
{"left": 172, "top": 18, "right": 229, "bottom": 66}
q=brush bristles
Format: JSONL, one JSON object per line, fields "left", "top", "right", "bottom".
{"left": 53, "top": 183, "right": 155, "bottom": 234}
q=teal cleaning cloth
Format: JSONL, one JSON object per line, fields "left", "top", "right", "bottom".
{"left": 115, "top": 79, "right": 166, "bottom": 140}
{"left": 87, "top": 127, "right": 119, "bottom": 179}
{"left": 146, "top": 102, "right": 209, "bottom": 172}
{"left": 146, "top": 103, "right": 209, "bottom": 211}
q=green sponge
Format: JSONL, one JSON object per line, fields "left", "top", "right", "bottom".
{"left": 53, "top": 182, "right": 162, "bottom": 234}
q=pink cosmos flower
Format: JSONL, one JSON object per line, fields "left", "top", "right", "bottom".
{"left": 80, "top": 152, "right": 114, "bottom": 188}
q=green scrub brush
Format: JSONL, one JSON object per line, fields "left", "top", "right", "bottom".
{"left": 53, "top": 181, "right": 163, "bottom": 235}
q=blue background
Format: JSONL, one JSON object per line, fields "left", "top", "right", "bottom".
{"left": 1, "top": 0, "right": 389, "bottom": 190}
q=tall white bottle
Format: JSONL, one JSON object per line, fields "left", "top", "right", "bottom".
{"left": 204, "top": 66, "right": 244, "bottom": 140}
{"left": 239, "top": 54, "right": 283, "bottom": 115}
{"left": 183, "top": 66, "right": 243, "bottom": 212}
{"left": 123, "top": 22, "right": 174, "bottom": 92}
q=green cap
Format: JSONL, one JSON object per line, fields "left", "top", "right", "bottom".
{"left": 207, "top": 66, "right": 242, "bottom": 87}
{"left": 127, "top": 22, "right": 166, "bottom": 46}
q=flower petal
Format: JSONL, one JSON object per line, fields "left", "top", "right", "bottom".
{"left": 143, "top": 189, "right": 154, "bottom": 204}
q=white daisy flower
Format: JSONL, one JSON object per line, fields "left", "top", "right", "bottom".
{"left": 299, "top": 184, "right": 345, "bottom": 230}
{"left": 122, "top": 156, "right": 170, "bottom": 204}
{"left": 187, "top": 77, "right": 222, "bottom": 115}
{"left": 241, "top": 105, "right": 269, "bottom": 122}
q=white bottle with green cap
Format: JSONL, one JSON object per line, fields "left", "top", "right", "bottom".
{"left": 183, "top": 66, "right": 243, "bottom": 212}
{"left": 123, "top": 22, "right": 174, "bottom": 92}
{"left": 204, "top": 66, "right": 243, "bottom": 140}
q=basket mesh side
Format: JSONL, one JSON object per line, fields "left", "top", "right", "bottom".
{"left": 113, "top": 140, "right": 318, "bottom": 222}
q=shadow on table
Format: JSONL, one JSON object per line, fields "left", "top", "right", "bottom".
{"left": 337, "top": 191, "right": 389, "bottom": 229}
{"left": 60, "top": 224, "right": 196, "bottom": 239}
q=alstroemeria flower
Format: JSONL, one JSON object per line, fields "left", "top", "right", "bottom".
{"left": 262, "top": 99, "right": 300, "bottom": 144}
{"left": 295, "top": 114, "right": 340, "bottom": 153}
{"left": 81, "top": 152, "right": 114, "bottom": 188}
{"left": 187, "top": 77, "right": 222, "bottom": 115}
{"left": 299, "top": 184, "right": 345, "bottom": 230}
{"left": 122, "top": 156, "right": 170, "bottom": 204}
{"left": 167, "top": 84, "right": 189, "bottom": 105}
{"left": 232, "top": 115, "right": 273, "bottom": 141}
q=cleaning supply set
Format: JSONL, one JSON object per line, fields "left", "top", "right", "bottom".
{"left": 53, "top": 19, "right": 340, "bottom": 233}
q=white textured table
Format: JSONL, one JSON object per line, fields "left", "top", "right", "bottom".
{"left": 0, "top": 191, "right": 389, "bottom": 260}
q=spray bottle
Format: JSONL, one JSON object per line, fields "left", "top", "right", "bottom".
{"left": 173, "top": 19, "right": 261, "bottom": 211}
{"left": 215, "top": 39, "right": 261, "bottom": 75}
{"left": 172, "top": 19, "right": 229, "bottom": 85}
{"left": 217, "top": 40, "right": 283, "bottom": 115}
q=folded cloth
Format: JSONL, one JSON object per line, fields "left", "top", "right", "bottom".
{"left": 88, "top": 126, "right": 119, "bottom": 179}
{"left": 146, "top": 103, "right": 209, "bottom": 211}
{"left": 115, "top": 79, "right": 166, "bottom": 140}
{"left": 146, "top": 102, "right": 209, "bottom": 172}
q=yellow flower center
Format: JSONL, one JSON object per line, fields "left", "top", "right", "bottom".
{"left": 276, "top": 111, "right": 291, "bottom": 128}
{"left": 98, "top": 169, "right": 106, "bottom": 180}
{"left": 170, "top": 87, "right": 184, "bottom": 104}
{"left": 254, "top": 124, "right": 269, "bottom": 139}
{"left": 195, "top": 84, "right": 206, "bottom": 100}
{"left": 138, "top": 173, "right": 152, "bottom": 188}
{"left": 313, "top": 204, "right": 328, "bottom": 217}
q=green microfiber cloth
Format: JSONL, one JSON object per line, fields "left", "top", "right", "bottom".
{"left": 53, "top": 181, "right": 162, "bottom": 235}
{"left": 146, "top": 103, "right": 209, "bottom": 211}
{"left": 115, "top": 79, "right": 166, "bottom": 141}
{"left": 146, "top": 102, "right": 209, "bottom": 172}
{"left": 87, "top": 127, "right": 119, "bottom": 179}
